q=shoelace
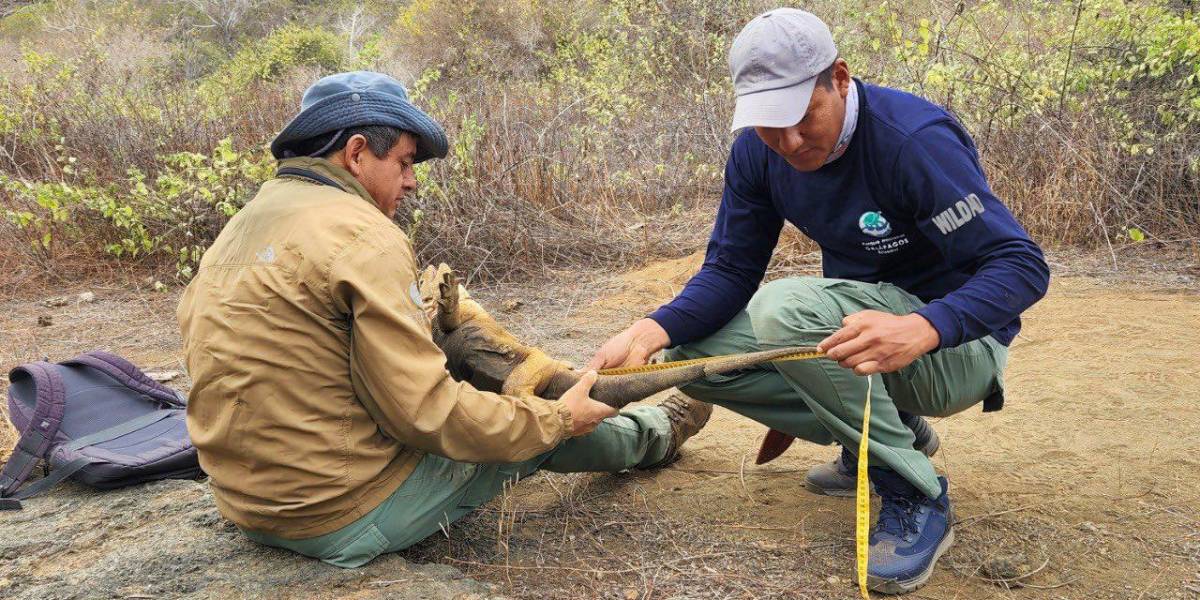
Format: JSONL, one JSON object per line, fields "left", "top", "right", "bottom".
{"left": 660, "top": 398, "right": 690, "bottom": 422}
{"left": 875, "top": 493, "right": 923, "bottom": 538}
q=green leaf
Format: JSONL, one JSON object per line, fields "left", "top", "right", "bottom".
{"left": 1128, "top": 228, "right": 1145, "bottom": 242}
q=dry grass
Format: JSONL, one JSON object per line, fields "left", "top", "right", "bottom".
{"left": 0, "top": 401, "right": 15, "bottom": 466}
{"left": 391, "top": 462, "right": 1193, "bottom": 598}
{"left": 1, "top": 253, "right": 1198, "bottom": 597}
{"left": 1, "top": 1, "right": 1198, "bottom": 289}
{"left": 401, "top": 470, "right": 841, "bottom": 599}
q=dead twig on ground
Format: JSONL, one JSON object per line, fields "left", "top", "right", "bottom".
{"left": 738, "top": 449, "right": 760, "bottom": 506}
{"left": 446, "top": 549, "right": 753, "bottom": 576}
{"left": 670, "top": 467, "right": 805, "bottom": 475}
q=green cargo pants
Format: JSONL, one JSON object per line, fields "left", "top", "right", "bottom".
{"left": 241, "top": 405, "right": 672, "bottom": 568}
{"left": 665, "top": 277, "right": 1007, "bottom": 500}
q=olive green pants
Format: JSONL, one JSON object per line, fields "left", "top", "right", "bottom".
{"left": 666, "top": 277, "right": 1007, "bottom": 500}
{"left": 242, "top": 405, "right": 672, "bottom": 568}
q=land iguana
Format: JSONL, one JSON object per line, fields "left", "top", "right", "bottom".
{"left": 421, "top": 265, "right": 818, "bottom": 410}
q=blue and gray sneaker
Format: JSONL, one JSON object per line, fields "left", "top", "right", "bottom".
{"left": 804, "top": 412, "right": 940, "bottom": 497}
{"left": 866, "top": 469, "right": 954, "bottom": 594}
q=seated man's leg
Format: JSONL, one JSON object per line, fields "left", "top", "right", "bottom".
{"left": 242, "top": 400, "right": 710, "bottom": 568}
{"left": 664, "top": 310, "right": 835, "bottom": 446}
{"left": 242, "top": 453, "right": 513, "bottom": 567}
{"left": 540, "top": 359, "right": 722, "bottom": 471}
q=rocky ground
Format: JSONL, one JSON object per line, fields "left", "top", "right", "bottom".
{"left": 1, "top": 247, "right": 1198, "bottom": 599}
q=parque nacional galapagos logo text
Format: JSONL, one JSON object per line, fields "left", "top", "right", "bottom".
{"left": 858, "top": 211, "right": 892, "bottom": 237}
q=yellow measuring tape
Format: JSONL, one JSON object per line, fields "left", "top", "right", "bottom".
{"left": 599, "top": 351, "right": 873, "bottom": 598}
{"left": 596, "top": 349, "right": 825, "bottom": 376}
{"left": 857, "top": 376, "right": 873, "bottom": 599}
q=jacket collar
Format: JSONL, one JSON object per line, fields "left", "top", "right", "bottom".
{"left": 275, "top": 157, "right": 377, "bottom": 209}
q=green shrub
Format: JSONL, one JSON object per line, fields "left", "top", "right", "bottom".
{"left": 1, "top": 139, "right": 272, "bottom": 279}
{"left": 1, "top": 0, "right": 1197, "bottom": 287}
{"left": 199, "top": 24, "right": 349, "bottom": 113}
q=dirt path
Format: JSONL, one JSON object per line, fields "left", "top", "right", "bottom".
{"left": 1, "top": 255, "right": 1197, "bottom": 599}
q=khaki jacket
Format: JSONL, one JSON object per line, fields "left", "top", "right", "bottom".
{"left": 177, "top": 158, "right": 572, "bottom": 538}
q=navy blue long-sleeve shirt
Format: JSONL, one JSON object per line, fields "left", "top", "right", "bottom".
{"left": 649, "top": 80, "right": 1050, "bottom": 349}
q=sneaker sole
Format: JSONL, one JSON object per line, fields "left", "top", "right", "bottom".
{"left": 803, "top": 478, "right": 871, "bottom": 498}
{"left": 919, "top": 430, "right": 940, "bottom": 458}
{"left": 865, "top": 526, "right": 955, "bottom": 595}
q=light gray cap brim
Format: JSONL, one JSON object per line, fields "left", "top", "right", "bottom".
{"left": 730, "top": 76, "right": 817, "bottom": 132}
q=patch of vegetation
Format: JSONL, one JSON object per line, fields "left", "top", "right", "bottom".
{"left": 0, "top": 0, "right": 1197, "bottom": 287}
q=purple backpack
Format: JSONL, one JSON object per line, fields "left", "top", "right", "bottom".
{"left": 0, "top": 351, "right": 201, "bottom": 510}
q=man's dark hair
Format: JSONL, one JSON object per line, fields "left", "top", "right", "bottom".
{"left": 283, "top": 125, "right": 407, "bottom": 159}
{"left": 815, "top": 60, "right": 837, "bottom": 90}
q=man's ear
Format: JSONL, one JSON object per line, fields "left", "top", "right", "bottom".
{"left": 834, "top": 58, "right": 852, "bottom": 99}
{"left": 342, "top": 134, "right": 370, "bottom": 177}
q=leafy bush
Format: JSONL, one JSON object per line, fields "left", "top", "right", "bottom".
{"left": 202, "top": 25, "right": 349, "bottom": 101}
{"left": 2, "top": 139, "right": 272, "bottom": 279}
{"left": 0, "top": 0, "right": 1197, "bottom": 291}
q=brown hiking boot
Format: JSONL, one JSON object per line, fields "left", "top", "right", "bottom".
{"left": 647, "top": 392, "right": 713, "bottom": 468}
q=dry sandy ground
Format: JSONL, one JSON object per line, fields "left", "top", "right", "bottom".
{"left": 0, "top": 251, "right": 1197, "bottom": 599}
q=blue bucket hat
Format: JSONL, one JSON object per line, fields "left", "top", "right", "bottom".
{"left": 270, "top": 71, "right": 448, "bottom": 163}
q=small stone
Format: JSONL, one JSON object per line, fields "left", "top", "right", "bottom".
{"left": 37, "top": 315, "right": 53, "bottom": 327}
{"left": 826, "top": 575, "right": 843, "bottom": 585}
{"left": 980, "top": 553, "right": 1031, "bottom": 580}
{"left": 623, "top": 589, "right": 639, "bottom": 600}
{"left": 1079, "top": 521, "right": 1100, "bottom": 533}
{"left": 77, "top": 291, "right": 96, "bottom": 303}
{"left": 146, "top": 370, "right": 182, "bottom": 383}
{"left": 502, "top": 299, "right": 523, "bottom": 312}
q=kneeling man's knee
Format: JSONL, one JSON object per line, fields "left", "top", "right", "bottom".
{"left": 664, "top": 343, "right": 699, "bottom": 362}
{"left": 748, "top": 278, "right": 841, "bottom": 339}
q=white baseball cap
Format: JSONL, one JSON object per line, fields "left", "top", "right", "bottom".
{"left": 728, "top": 8, "right": 838, "bottom": 132}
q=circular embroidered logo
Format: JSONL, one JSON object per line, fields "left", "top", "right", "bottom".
{"left": 858, "top": 211, "right": 892, "bottom": 237}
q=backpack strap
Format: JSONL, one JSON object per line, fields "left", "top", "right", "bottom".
{"left": 0, "top": 410, "right": 174, "bottom": 510}
{"left": 63, "top": 351, "right": 186, "bottom": 408}
{"left": 0, "top": 457, "right": 91, "bottom": 510}
{"left": 0, "top": 362, "right": 68, "bottom": 508}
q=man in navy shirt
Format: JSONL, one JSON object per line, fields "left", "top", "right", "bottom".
{"left": 589, "top": 8, "right": 1049, "bottom": 594}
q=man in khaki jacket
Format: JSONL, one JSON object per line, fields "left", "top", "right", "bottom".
{"left": 177, "top": 71, "right": 711, "bottom": 568}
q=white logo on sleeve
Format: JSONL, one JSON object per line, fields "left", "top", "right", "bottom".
{"left": 932, "top": 193, "right": 985, "bottom": 235}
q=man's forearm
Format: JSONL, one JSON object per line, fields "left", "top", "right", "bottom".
{"left": 915, "top": 245, "right": 1049, "bottom": 348}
